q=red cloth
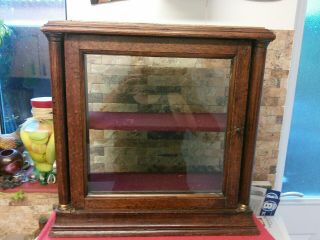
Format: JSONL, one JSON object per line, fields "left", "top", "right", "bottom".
{"left": 39, "top": 212, "right": 274, "bottom": 240}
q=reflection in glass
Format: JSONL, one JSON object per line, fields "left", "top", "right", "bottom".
{"left": 85, "top": 55, "right": 231, "bottom": 193}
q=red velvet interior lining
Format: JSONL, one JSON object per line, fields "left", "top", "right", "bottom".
{"left": 88, "top": 172, "right": 223, "bottom": 192}
{"left": 89, "top": 112, "right": 227, "bottom": 132}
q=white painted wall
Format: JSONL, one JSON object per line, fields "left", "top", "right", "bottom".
{"left": 206, "top": 0, "right": 298, "bottom": 30}
{"left": 66, "top": 0, "right": 298, "bottom": 30}
{"left": 279, "top": 199, "right": 320, "bottom": 240}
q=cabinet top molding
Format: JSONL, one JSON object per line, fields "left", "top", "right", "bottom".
{"left": 42, "top": 21, "right": 275, "bottom": 41}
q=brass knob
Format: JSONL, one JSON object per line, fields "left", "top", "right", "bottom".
{"left": 236, "top": 204, "right": 248, "bottom": 212}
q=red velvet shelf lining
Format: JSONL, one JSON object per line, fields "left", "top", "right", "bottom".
{"left": 88, "top": 173, "right": 223, "bottom": 192}
{"left": 89, "top": 112, "right": 227, "bottom": 132}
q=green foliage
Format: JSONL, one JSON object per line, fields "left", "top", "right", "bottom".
{"left": 38, "top": 215, "right": 48, "bottom": 225}
{"left": 0, "top": 19, "right": 11, "bottom": 46}
{"left": 0, "top": 20, "right": 14, "bottom": 93}
{"left": 11, "top": 190, "right": 25, "bottom": 201}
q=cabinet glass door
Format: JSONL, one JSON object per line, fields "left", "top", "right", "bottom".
{"left": 85, "top": 54, "right": 231, "bottom": 194}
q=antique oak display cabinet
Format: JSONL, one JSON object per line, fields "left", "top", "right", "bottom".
{"left": 42, "top": 21, "right": 275, "bottom": 237}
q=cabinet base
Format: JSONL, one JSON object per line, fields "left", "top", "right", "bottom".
{"left": 50, "top": 210, "right": 259, "bottom": 237}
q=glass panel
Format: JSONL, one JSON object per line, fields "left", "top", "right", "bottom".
{"left": 85, "top": 54, "right": 231, "bottom": 193}
{"left": 283, "top": 0, "right": 320, "bottom": 196}
{"left": 0, "top": 0, "right": 66, "bottom": 133}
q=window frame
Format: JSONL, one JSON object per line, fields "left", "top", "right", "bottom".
{"left": 274, "top": 0, "right": 310, "bottom": 193}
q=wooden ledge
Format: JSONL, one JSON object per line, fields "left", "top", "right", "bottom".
{"left": 41, "top": 21, "right": 276, "bottom": 41}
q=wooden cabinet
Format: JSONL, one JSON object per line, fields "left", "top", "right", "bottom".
{"left": 42, "top": 21, "right": 275, "bottom": 237}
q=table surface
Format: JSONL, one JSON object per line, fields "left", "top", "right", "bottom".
{"left": 0, "top": 181, "right": 57, "bottom": 193}
{"left": 38, "top": 212, "right": 274, "bottom": 240}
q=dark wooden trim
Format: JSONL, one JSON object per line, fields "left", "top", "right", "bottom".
{"left": 238, "top": 40, "right": 269, "bottom": 206}
{"left": 223, "top": 43, "right": 251, "bottom": 208}
{"left": 85, "top": 194, "right": 226, "bottom": 210}
{"left": 64, "top": 36, "right": 87, "bottom": 209}
{"left": 45, "top": 32, "right": 70, "bottom": 206}
{"left": 76, "top": 34, "right": 239, "bottom": 58}
{"left": 41, "top": 21, "right": 276, "bottom": 41}
{"left": 51, "top": 210, "right": 258, "bottom": 237}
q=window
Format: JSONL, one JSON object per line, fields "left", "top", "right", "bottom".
{"left": 282, "top": 0, "right": 320, "bottom": 196}
{"left": 0, "top": 0, "right": 66, "bottom": 133}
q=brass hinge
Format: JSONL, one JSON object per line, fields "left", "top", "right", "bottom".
{"left": 234, "top": 126, "right": 244, "bottom": 134}
{"left": 227, "top": 126, "right": 244, "bottom": 135}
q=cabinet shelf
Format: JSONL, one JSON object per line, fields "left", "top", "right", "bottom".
{"left": 89, "top": 112, "right": 227, "bottom": 132}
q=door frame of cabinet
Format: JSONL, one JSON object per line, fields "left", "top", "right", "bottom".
{"left": 42, "top": 21, "right": 275, "bottom": 237}
{"left": 65, "top": 34, "right": 251, "bottom": 210}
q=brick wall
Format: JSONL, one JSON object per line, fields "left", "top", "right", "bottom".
{"left": 254, "top": 30, "right": 293, "bottom": 184}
